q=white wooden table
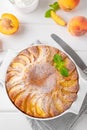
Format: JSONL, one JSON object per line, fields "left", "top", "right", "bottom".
{"left": 0, "top": 0, "right": 87, "bottom": 130}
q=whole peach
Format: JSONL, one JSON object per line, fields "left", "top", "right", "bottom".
{"left": 68, "top": 16, "right": 87, "bottom": 36}
{"left": 58, "top": 0, "right": 80, "bottom": 11}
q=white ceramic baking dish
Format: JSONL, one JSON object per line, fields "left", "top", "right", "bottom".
{"left": 0, "top": 43, "right": 87, "bottom": 120}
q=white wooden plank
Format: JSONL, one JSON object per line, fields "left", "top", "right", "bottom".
{"left": 0, "top": 112, "right": 32, "bottom": 130}
{"left": 0, "top": 0, "right": 87, "bottom": 129}
{"left": 0, "top": 86, "right": 17, "bottom": 111}
{"left": 0, "top": 23, "right": 87, "bottom": 51}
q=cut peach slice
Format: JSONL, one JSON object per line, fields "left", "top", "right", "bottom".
{"left": 51, "top": 11, "right": 67, "bottom": 26}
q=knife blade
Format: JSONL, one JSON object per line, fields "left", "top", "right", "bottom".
{"left": 51, "top": 33, "right": 87, "bottom": 79}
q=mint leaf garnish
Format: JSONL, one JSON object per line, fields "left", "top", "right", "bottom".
{"left": 45, "top": 1, "right": 60, "bottom": 18}
{"left": 60, "top": 67, "right": 69, "bottom": 77}
{"left": 49, "top": 2, "right": 60, "bottom": 11}
{"left": 45, "top": 9, "right": 53, "bottom": 18}
{"left": 53, "top": 54, "right": 63, "bottom": 63}
{"left": 53, "top": 54, "right": 69, "bottom": 77}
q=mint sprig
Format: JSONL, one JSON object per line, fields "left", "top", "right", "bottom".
{"left": 45, "top": 1, "right": 60, "bottom": 18}
{"left": 53, "top": 54, "right": 69, "bottom": 77}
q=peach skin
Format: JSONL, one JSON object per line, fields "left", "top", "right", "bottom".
{"left": 58, "top": 0, "right": 80, "bottom": 11}
{"left": 68, "top": 16, "right": 87, "bottom": 36}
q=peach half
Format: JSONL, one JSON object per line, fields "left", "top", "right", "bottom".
{"left": 0, "top": 13, "right": 19, "bottom": 35}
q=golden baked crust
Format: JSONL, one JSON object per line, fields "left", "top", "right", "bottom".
{"left": 5, "top": 45, "right": 79, "bottom": 118}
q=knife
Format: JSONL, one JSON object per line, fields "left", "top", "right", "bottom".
{"left": 51, "top": 33, "right": 87, "bottom": 80}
